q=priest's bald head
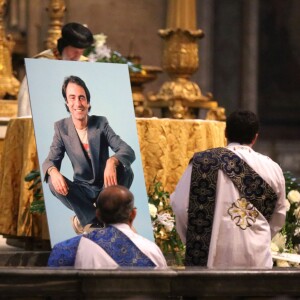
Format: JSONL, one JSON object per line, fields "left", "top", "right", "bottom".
{"left": 96, "top": 186, "right": 136, "bottom": 226}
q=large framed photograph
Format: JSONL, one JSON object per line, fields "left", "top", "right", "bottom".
{"left": 26, "top": 59, "right": 153, "bottom": 246}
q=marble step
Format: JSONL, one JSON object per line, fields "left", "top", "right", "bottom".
{"left": 0, "top": 251, "right": 50, "bottom": 267}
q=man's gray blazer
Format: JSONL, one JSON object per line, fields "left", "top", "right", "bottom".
{"left": 42, "top": 115, "right": 135, "bottom": 188}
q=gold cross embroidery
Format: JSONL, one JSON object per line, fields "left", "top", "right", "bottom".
{"left": 228, "top": 197, "right": 259, "bottom": 230}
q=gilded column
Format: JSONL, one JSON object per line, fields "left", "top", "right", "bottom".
{"left": 149, "top": 0, "right": 224, "bottom": 120}
{"left": 44, "top": 0, "right": 66, "bottom": 49}
{"left": 166, "top": 0, "right": 197, "bottom": 30}
{"left": 0, "top": 0, "right": 20, "bottom": 99}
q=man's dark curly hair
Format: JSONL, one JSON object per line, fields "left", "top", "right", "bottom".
{"left": 225, "top": 110, "right": 259, "bottom": 144}
{"left": 62, "top": 75, "right": 91, "bottom": 112}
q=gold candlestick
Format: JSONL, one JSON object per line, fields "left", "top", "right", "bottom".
{"left": 129, "top": 62, "right": 161, "bottom": 118}
{"left": 166, "top": 0, "right": 196, "bottom": 30}
{"left": 0, "top": 0, "right": 20, "bottom": 99}
{"left": 127, "top": 40, "right": 162, "bottom": 117}
{"left": 44, "top": 0, "right": 66, "bottom": 49}
{"left": 149, "top": 0, "right": 224, "bottom": 120}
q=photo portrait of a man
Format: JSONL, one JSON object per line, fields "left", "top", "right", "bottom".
{"left": 26, "top": 59, "right": 152, "bottom": 245}
{"left": 42, "top": 75, "right": 135, "bottom": 235}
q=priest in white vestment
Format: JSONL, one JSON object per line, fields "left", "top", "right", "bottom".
{"left": 171, "top": 110, "right": 286, "bottom": 268}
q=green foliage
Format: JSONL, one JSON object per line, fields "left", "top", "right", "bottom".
{"left": 148, "top": 180, "right": 185, "bottom": 266}
{"left": 24, "top": 170, "right": 45, "bottom": 214}
{"left": 83, "top": 41, "right": 141, "bottom": 73}
{"left": 281, "top": 171, "right": 300, "bottom": 252}
{"left": 97, "top": 51, "right": 142, "bottom": 73}
{"left": 284, "top": 171, "right": 300, "bottom": 193}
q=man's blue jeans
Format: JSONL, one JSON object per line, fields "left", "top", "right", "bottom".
{"left": 48, "top": 166, "right": 134, "bottom": 226}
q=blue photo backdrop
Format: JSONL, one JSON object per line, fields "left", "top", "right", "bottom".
{"left": 25, "top": 59, "right": 153, "bottom": 246}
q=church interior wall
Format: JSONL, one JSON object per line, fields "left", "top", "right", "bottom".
{"left": 4, "top": 0, "right": 300, "bottom": 177}
{"left": 25, "top": 0, "right": 169, "bottom": 100}
{"left": 211, "top": 0, "right": 243, "bottom": 114}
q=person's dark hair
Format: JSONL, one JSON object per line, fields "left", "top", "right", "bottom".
{"left": 57, "top": 22, "right": 94, "bottom": 54}
{"left": 62, "top": 75, "right": 91, "bottom": 112}
{"left": 96, "top": 186, "right": 134, "bottom": 224}
{"left": 225, "top": 110, "right": 259, "bottom": 144}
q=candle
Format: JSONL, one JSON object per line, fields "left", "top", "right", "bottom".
{"left": 166, "top": 0, "right": 196, "bottom": 30}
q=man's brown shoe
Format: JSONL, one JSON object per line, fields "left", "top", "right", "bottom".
{"left": 71, "top": 215, "right": 84, "bottom": 234}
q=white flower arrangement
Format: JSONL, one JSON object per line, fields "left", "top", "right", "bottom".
{"left": 271, "top": 172, "right": 300, "bottom": 267}
{"left": 148, "top": 203, "right": 157, "bottom": 219}
{"left": 288, "top": 190, "right": 300, "bottom": 204}
{"left": 83, "top": 33, "right": 141, "bottom": 72}
{"left": 148, "top": 181, "right": 185, "bottom": 265}
{"left": 155, "top": 212, "right": 175, "bottom": 232}
{"left": 271, "top": 232, "right": 287, "bottom": 252}
{"left": 86, "top": 34, "right": 111, "bottom": 62}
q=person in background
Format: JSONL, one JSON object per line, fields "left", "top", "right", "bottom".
{"left": 171, "top": 110, "right": 286, "bottom": 268}
{"left": 48, "top": 185, "right": 167, "bottom": 268}
{"left": 18, "top": 22, "right": 94, "bottom": 117}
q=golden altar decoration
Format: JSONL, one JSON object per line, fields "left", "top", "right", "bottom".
{"left": 44, "top": 0, "right": 66, "bottom": 49}
{"left": 0, "top": 117, "right": 225, "bottom": 240}
{"left": 128, "top": 55, "right": 162, "bottom": 117}
{"left": 136, "top": 118, "right": 226, "bottom": 193}
{"left": 0, "top": 118, "right": 49, "bottom": 240}
{"left": 0, "top": 99, "right": 17, "bottom": 161}
{"left": 0, "top": 99, "right": 17, "bottom": 118}
{"left": 0, "top": 0, "right": 20, "bottom": 99}
{"left": 148, "top": 0, "right": 225, "bottom": 120}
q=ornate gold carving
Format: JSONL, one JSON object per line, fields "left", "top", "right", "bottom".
{"left": 128, "top": 55, "right": 161, "bottom": 117}
{"left": 159, "top": 29, "right": 203, "bottom": 76}
{"left": 44, "top": 0, "right": 66, "bottom": 49}
{"left": 136, "top": 118, "right": 226, "bottom": 193}
{"left": 0, "top": 99, "right": 17, "bottom": 118}
{"left": 0, "top": 0, "right": 20, "bottom": 99}
{"left": 149, "top": 28, "right": 223, "bottom": 119}
{"left": 206, "top": 107, "right": 227, "bottom": 122}
{"left": 228, "top": 197, "right": 259, "bottom": 230}
{"left": 149, "top": 0, "right": 225, "bottom": 120}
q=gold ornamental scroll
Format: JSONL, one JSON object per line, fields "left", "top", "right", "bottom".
{"left": 0, "top": 118, "right": 48, "bottom": 239}
{"left": 0, "top": 100, "right": 17, "bottom": 160}
{"left": 45, "top": 0, "right": 66, "bottom": 49}
{"left": 0, "top": 0, "right": 20, "bottom": 98}
{"left": 136, "top": 118, "right": 226, "bottom": 193}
